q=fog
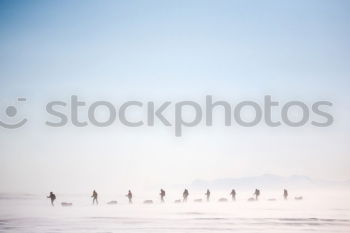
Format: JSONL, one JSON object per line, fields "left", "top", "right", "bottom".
{"left": 1, "top": 189, "right": 350, "bottom": 232}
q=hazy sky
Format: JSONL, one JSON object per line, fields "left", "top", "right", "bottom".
{"left": 0, "top": 0, "right": 350, "bottom": 194}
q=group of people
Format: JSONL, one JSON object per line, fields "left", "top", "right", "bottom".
{"left": 47, "top": 188, "right": 289, "bottom": 206}
{"left": 204, "top": 189, "right": 236, "bottom": 202}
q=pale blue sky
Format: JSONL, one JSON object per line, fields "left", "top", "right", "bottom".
{"left": 0, "top": 0, "right": 349, "bottom": 194}
{"left": 1, "top": 0, "right": 349, "bottom": 95}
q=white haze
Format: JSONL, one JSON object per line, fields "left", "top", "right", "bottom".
{"left": 1, "top": 189, "right": 349, "bottom": 233}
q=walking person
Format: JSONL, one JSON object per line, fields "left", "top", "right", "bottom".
{"left": 283, "top": 189, "right": 288, "bottom": 200}
{"left": 254, "top": 189, "right": 260, "bottom": 200}
{"left": 205, "top": 189, "right": 211, "bottom": 202}
{"left": 160, "top": 189, "right": 166, "bottom": 203}
{"left": 126, "top": 190, "right": 133, "bottom": 204}
{"left": 183, "top": 189, "right": 189, "bottom": 202}
{"left": 47, "top": 192, "right": 56, "bottom": 206}
{"left": 230, "top": 189, "right": 236, "bottom": 201}
{"left": 91, "top": 190, "right": 98, "bottom": 205}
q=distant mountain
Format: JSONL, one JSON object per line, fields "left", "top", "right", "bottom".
{"left": 190, "top": 174, "right": 350, "bottom": 190}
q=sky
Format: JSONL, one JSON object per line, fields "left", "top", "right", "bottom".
{"left": 0, "top": 0, "right": 350, "bottom": 194}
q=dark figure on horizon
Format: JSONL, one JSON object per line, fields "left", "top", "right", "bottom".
{"left": 254, "top": 189, "right": 260, "bottom": 200}
{"left": 91, "top": 190, "right": 98, "bottom": 205}
{"left": 283, "top": 189, "right": 288, "bottom": 200}
{"left": 183, "top": 189, "right": 189, "bottom": 202}
{"left": 230, "top": 189, "right": 236, "bottom": 201}
{"left": 47, "top": 192, "right": 56, "bottom": 206}
{"left": 160, "top": 189, "right": 166, "bottom": 203}
{"left": 126, "top": 190, "right": 133, "bottom": 204}
{"left": 205, "top": 189, "right": 210, "bottom": 202}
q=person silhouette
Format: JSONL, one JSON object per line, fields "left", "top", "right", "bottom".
{"left": 126, "top": 190, "right": 133, "bottom": 204}
{"left": 47, "top": 192, "right": 56, "bottom": 206}
{"left": 230, "top": 189, "right": 236, "bottom": 201}
{"left": 254, "top": 189, "right": 260, "bottom": 200}
{"left": 183, "top": 189, "right": 189, "bottom": 202}
{"left": 91, "top": 190, "right": 98, "bottom": 205}
{"left": 205, "top": 189, "right": 210, "bottom": 202}
{"left": 283, "top": 189, "right": 288, "bottom": 200}
{"left": 160, "top": 189, "right": 166, "bottom": 203}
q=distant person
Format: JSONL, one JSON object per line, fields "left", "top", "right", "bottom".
{"left": 183, "top": 189, "right": 189, "bottom": 202}
{"left": 91, "top": 190, "right": 98, "bottom": 205}
{"left": 160, "top": 189, "right": 166, "bottom": 203}
{"left": 254, "top": 189, "right": 260, "bottom": 200}
{"left": 205, "top": 189, "right": 211, "bottom": 202}
{"left": 126, "top": 190, "right": 133, "bottom": 204}
{"left": 230, "top": 189, "right": 236, "bottom": 201}
{"left": 283, "top": 189, "right": 288, "bottom": 200}
{"left": 47, "top": 192, "right": 56, "bottom": 206}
